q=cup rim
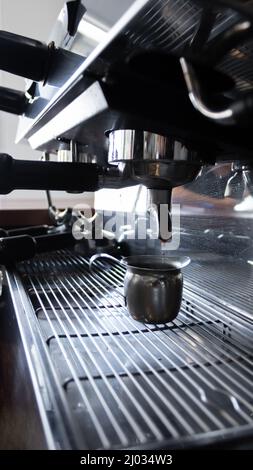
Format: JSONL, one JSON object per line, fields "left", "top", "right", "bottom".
{"left": 124, "top": 255, "right": 191, "bottom": 272}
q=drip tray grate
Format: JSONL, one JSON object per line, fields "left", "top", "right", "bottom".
{"left": 17, "top": 250, "right": 253, "bottom": 449}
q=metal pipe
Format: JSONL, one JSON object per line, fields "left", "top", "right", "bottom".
{"left": 180, "top": 57, "right": 234, "bottom": 123}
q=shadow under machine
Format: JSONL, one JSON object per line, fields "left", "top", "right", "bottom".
{"left": 1, "top": 0, "right": 253, "bottom": 449}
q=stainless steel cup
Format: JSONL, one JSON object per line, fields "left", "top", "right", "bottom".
{"left": 89, "top": 254, "right": 190, "bottom": 324}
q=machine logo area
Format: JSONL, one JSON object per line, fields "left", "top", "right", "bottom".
{"left": 72, "top": 203, "right": 181, "bottom": 250}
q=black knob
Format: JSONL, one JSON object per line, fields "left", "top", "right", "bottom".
{"left": 0, "top": 86, "right": 27, "bottom": 115}
{"left": 0, "top": 233, "right": 76, "bottom": 265}
{"left": 0, "top": 30, "right": 50, "bottom": 82}
{"left": 0, "top": 235, "right": 36, "bottom": 265}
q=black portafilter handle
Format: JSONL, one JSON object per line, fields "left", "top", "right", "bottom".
{"left": 0, "top": 232, "right": 75, "bottom": 265}
{"left": 0, "top": 154, "right": 100, "bottom": 194}
{"left": 0, "top": 225, "right": 49, "bottom": 238}
{"left": 7, "top": 225, "right": 49, "bottom": 237}
{"left": 35, "top": 232, "right": 75, "bottom": 253}
{"left": 0, "top": 31, "right": 50, "bottom": 82}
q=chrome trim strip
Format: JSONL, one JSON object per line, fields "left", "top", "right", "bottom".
{"left": 28, "top": 81, "right": 108, "bottom": 149}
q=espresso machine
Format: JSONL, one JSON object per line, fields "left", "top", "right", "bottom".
{"left": 1, "top": 0, "right": 253, "bottom": 450}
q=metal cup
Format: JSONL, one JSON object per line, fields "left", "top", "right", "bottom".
{"left": 89, "top": 253, "right": 190, "bottom": 324}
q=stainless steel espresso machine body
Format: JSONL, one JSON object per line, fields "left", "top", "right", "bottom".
{"left": 1, "top": 0, "right": 253, "bottom": 450}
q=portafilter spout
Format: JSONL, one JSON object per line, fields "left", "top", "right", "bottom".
{"left": 107, "top": 129, "right": 202, "bottom": 242}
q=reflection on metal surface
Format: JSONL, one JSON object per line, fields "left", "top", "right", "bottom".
{"left": 108, "top": 130, "right": 198, "bottom": 163}
{"left": 57, "top": 141, "right": 98, "bottom": 164}
{"left": 107, "top": 130, "right": 201, "bottom": 201}
{"left": 28, "top": 82, "right": 108, "bottom": 150}
{"left": 78, "top": 19, "right": 108, "bottom": 45}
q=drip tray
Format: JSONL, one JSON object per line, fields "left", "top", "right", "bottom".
{"left": 12, "top": 250, "right": 253, "bottom": 449}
